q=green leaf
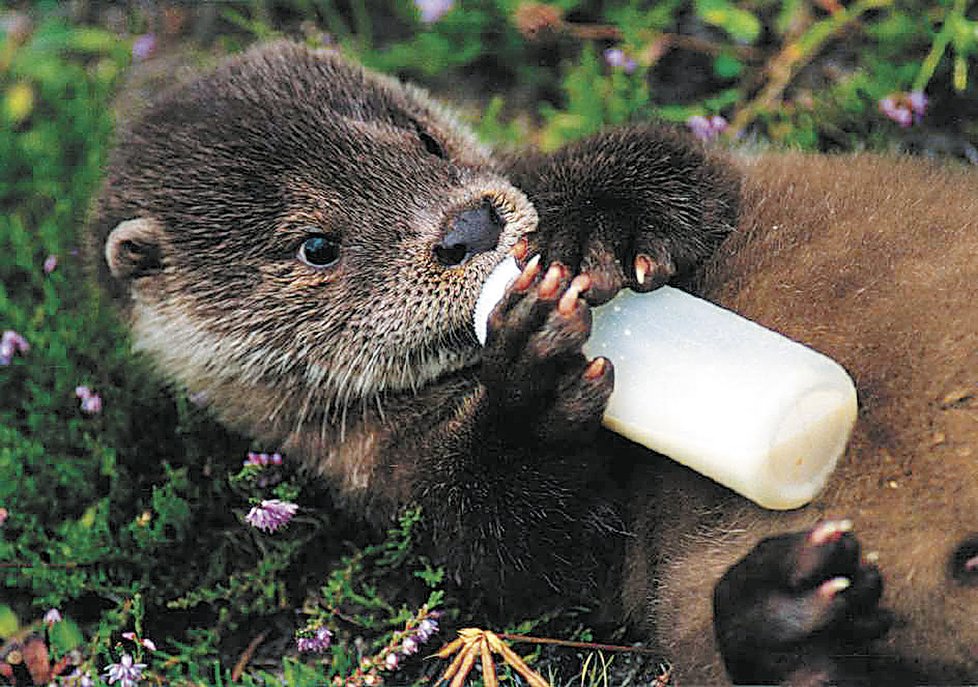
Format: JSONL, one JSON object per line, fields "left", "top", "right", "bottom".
{"left": 49, "top": 617, "right": 84, "bottom": 654}
{"left": 695, "top": 0, "right": 761, "bottom": 43}
{"left": 0, "top": 605, "right": 18, "bottom": 638}
{"left": 714, "top": 53, "right": 744, "bottom": 78}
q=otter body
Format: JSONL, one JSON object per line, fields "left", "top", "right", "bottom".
{"left": 89, "top": 43, "right": 977, "bottom": 684}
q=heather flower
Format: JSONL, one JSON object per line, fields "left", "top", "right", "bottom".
{"left": 879, "top": 91, "right": 927, "bottom": 128}
{"left": 132, "top": 34, "right": 157, "bottom": 62}
{"left": 415, "top": 616, "right": 439, "bottom": 642}
{"left": 415, "top": 0, "right": 453, "bottom": 23}
{"left": 401, "top": 636, "right": 419, "bottom": 655}
{"left": 603, "top": 47, "right": 637, "bottom": 74}
{"left": 245, "top": 499, "right": 298, "bottom": 532}
{"left": 103, "top": 653, "right": 146, "bottom": 687}
{"left": 687, "top": 114, "right": 729, "bottom": 142}
{"left": 0, "top": 507, "right": 7, "bottom": 526}
{"left": 384, "top": 652, "right": 399, "bottom": 670}
{"left": 44, "top": 608, "right": 62, "bottom": 625}
{"left": 63, "top": 668, "right": 95, "bottom": 687}
{"left": 296, "top": 626, "right": 332, "bottom": 653}
{"left": 0, "top": 330, "right": 29, "bottom": 365}
{"left": 122, "top": 631, "right": 156, "bottom": 651}
{"left": 75, "top": 386, "right": 103, "bottom": 415}
{"left": 43, "top": 254, "right": 58, "bottom": 274}
{"left": 244, "top": 451, "right": 284, "bottom": 467}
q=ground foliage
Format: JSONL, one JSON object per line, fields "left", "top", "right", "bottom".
{"left": 0, "top": 1, "right": 975, "bottom": 685}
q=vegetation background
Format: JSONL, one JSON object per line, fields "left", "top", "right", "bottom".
{"left": 1, "top": 0, "right": 975, "bottom": 685}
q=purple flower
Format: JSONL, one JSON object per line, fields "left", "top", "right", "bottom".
{"left": 0, "top": 330, "right": 29, "bottom": 365}
{"left": 879, "top": 91, "right": 927, "bottom": 128}
{"left": 603, "top": 48, "right": 637, "bottom": 74}
{"left": 384, "top": 652, "right": 399, "bottom": 670}
{"left": 415, "top": 617, "right": 439, "bottom": 642}
{"left": 244, "top": 451, "right": 284, "bottom": 467}
{"left": 415, "top": 0, "right": 453, "bottom": 24}
{"left": 687, "top": 114, "right": 729, "bottom": 142}
{"left": 63, "top": 669, "right": 95, "bottom": 687}
{"left": 132, "top": 34, "right": 156, "bottom": 62}
{"left": 103, "top": 653, "right": 146, "bottom": 687}
{"left": 75, "top": 386, "right": 103, "bottom": 415}
{"left": 43, "top": 254, "right": 58, "bottom": 274}
{"left": 44, "top": 608, "right": 62, "bottom": 625}
{"left": 245, "top": 499, "right": 298, "bottom": 532}
{"left": 296, "top": 625, "right": 332, "bottom": 653}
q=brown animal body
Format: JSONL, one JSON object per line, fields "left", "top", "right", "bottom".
{"left": 88, "top": 42, "right": 978, "bottom": 684}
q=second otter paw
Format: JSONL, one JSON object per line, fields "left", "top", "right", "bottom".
{"left": 714, "top": 520, "right": 892, "bottom": 686}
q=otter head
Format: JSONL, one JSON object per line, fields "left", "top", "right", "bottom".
{"left": 90, "top": 42, "right": 536, "bottom": 442}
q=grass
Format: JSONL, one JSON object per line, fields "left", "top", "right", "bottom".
{"left": 0, "top": 1, "right": 974, "bottom": 685}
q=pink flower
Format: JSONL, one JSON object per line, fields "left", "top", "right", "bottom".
{"left": 75, "top": 386, "right": 103, "bottom": 414}
{"left": 245, "top": 499, "right": 298, "bottom": 532}
{"left": 122, "top": 632, "right": 156, "bottom": 651}
{"left": 0, "top": 507, "right": 7, "bottom": 526}
{"left": 603, "top": 48, "right": 637, "bottom": 73}
{"left": 415, "top": 0, "right": 453, "bottom": 23}
{"left": 44, "top": 608, "right": 62, "bottom": 625}
{"left": 384, "top": 652, "right": 399, "bottom": 670}
{"left": 103, "top": 653, "right": 146, "bottom": 687}
{"left": 687, "top": 115, "right": 729, "bottom": 142}
{"left": 43, "top": 254, "right": 58, "bottom": 274}
{"left": 296, "top": 626, "right": 332, "bottom": 653}
{"left": 879, "top": 91, "right": 927, "bottom": 128}
{"left": 0, "top": 330, "right": 29, "bottom": 365}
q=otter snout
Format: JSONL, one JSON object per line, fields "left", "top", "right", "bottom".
{"left": 434, "top": 199, "right": 504, "bottom": 267}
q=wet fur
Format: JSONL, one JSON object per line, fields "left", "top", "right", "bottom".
{"left": 89, "top": 42, "right": 978, "bottom": 684}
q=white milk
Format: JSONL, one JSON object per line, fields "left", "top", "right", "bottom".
{"left": 473, "top": 257, "right": 857, "bottom": 510}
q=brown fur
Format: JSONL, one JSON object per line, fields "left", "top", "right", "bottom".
{"left": 632, "top": 153, "right": 978, "bottom": 682}
{"left": 88, "top": 42, "right": 977, "bottom": 684}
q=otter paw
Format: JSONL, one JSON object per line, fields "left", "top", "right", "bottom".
{"left": 480, "top": 258, "right": 613, "bottom": 438}
{"left": 517, "top": 223, "right": 677, "bottom": 305}
{"left": 714, "top": 520, "right": 892, "bottom": 686}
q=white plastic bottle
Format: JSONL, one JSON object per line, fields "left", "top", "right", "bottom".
{"left": 474, "top": 257, "right": 858, "bottom": 510}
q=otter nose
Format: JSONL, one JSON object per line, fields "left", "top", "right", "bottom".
{"left": 434, "top": 200, "right": 504, "bottom": 267}
{"left": 950, "top": 535, "right": 978, "bottom": 586}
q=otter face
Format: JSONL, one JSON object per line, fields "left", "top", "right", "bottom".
{"left": 93, "top": 43, "right": 536, "bottom": 433}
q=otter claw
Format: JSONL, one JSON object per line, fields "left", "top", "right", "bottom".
{"left": 809, "top": 519, "right": 854, "bottom": 546}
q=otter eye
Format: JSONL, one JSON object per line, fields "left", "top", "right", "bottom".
{"left": 297, "top": 235, "right": 340, "bottom": 268}
{"left": 414, "top": 123, "right": 446, "bottom": 159}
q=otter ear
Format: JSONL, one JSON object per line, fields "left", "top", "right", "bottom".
{"left": 105, "top": 218, "right": 164, "bottom": 280}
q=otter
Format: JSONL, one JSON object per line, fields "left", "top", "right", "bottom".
{"left": 87, "top": 42, "right": 977, "bottom": 685}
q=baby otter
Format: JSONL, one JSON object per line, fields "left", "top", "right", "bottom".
{"left": 88, "top": 42, "right": 977, "bottom": 685}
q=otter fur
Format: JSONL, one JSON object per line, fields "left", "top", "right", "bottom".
{"left": 88, "top": 42, "right": 978, "bottom": 685}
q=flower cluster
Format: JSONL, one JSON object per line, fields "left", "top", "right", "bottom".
{"left": 296, "top": 625, "right": 333, "bottom": 653}
{"left": 0, "top": 330, "right": 29, "bottom": 365}
{"left": 244, "top": 451, "right": 283, "bottom": 467}
{"left": 75, "top": 386, "right": 103, "bottom": 414}
{"left": 879, "top": 91, "right": 928, "bottom": 128}
{"left": 414, "top": 0, "right": 453, "bottom": 24}
{"left": 381, "top": 611, "right": 440, "bottom": 672}
{"left": 603, "top": 47, "right": 637, "bottom": 74}
{"left": 245, "top": 499, "right": 298, "bottom": 533}
{"left": 686, "top": 114, "right": 729, "bottom": 142}
{"left": 103, "top": 654, "right": 146, "bottom": 687}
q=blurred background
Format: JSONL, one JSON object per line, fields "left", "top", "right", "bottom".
{"left": 1, "top": 1, "right": 975, "bottom": 686}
